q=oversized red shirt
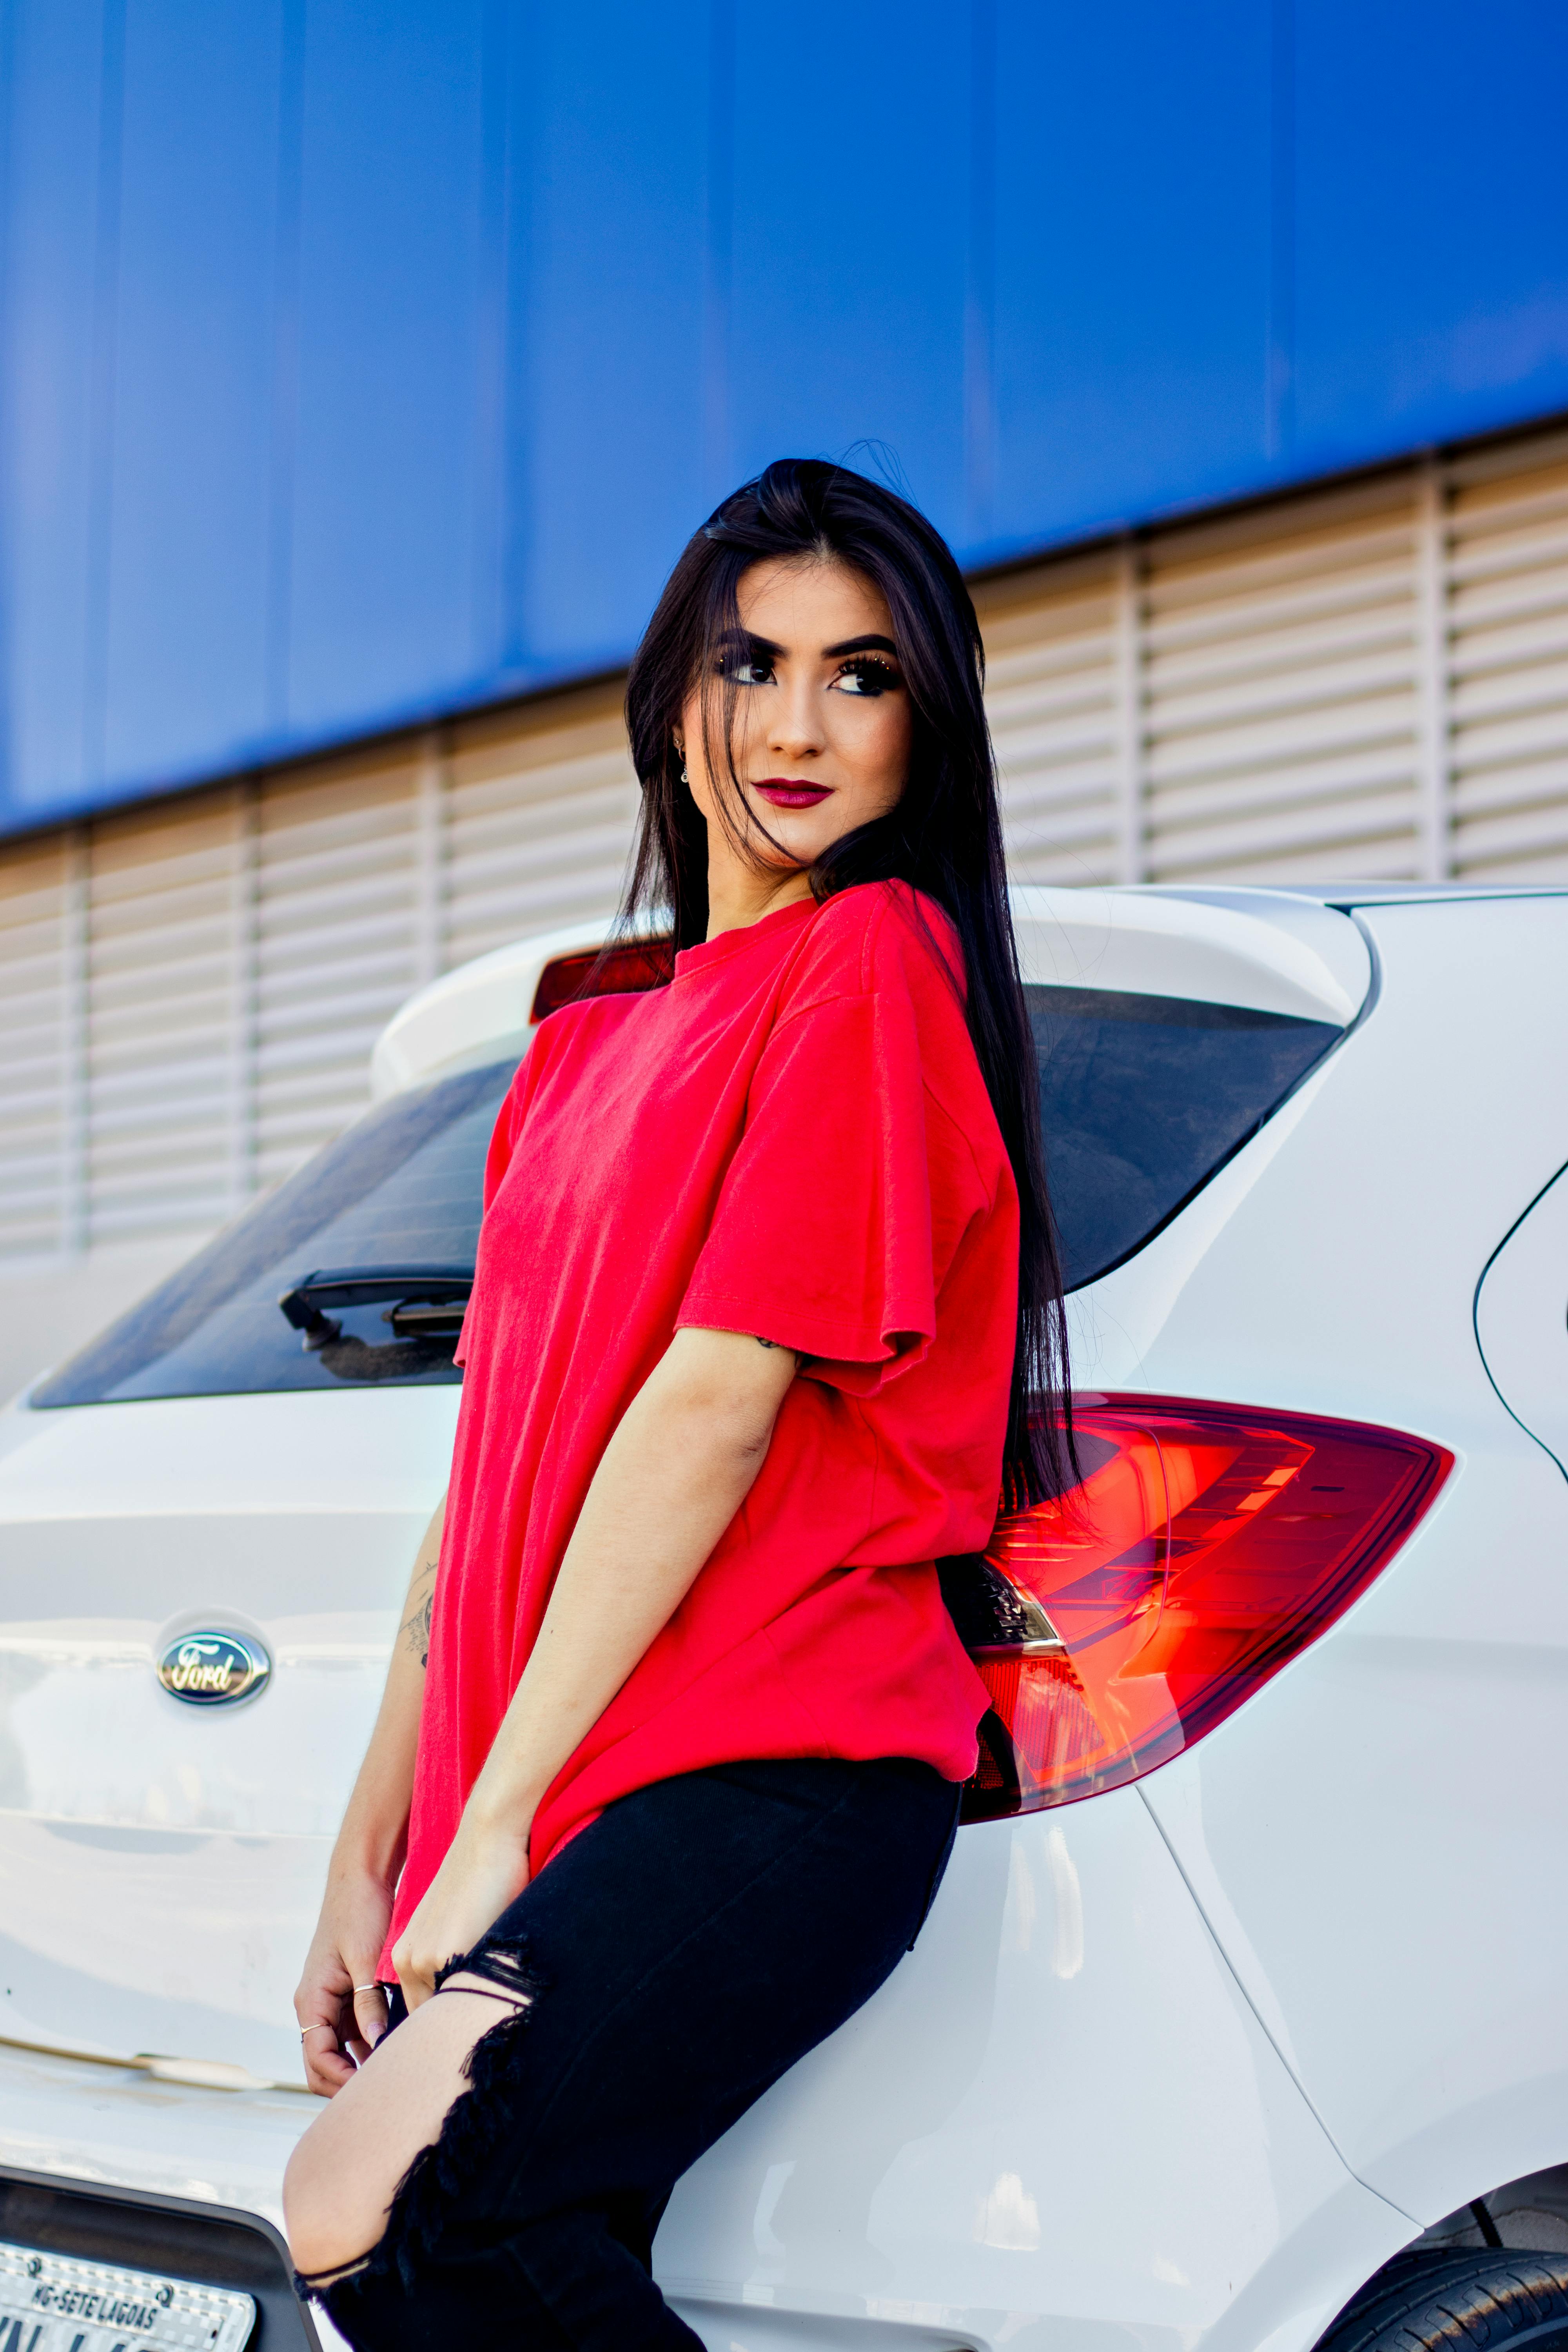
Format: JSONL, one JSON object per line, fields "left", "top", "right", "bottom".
{"left": 384, "top": 882, "right": 1016, "bottom": 1965}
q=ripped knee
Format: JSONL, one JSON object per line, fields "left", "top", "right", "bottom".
{"left": 296, "top": 1927, "right": 546, "bottom": 2310}
{"left": 434, "top": 1933, "right": 539, "bottom": 2012}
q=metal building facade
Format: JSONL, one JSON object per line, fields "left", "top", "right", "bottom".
{"left": 4, "top": 414, "right": 1566, "bottom": 1385}
{"left": 3, "top": 0, "right": 1567, "bottom": 832}
{"left": 2, "top": 2, "right": 1567, "bottom": 1393}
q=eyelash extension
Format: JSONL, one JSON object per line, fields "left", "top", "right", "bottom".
{"left": 839, "top": 655, "right": 902, "bottom": 693}
{"left": 712, "top": 652, "right": 904, "bottom": 690}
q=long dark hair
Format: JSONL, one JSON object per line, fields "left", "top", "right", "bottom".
{"left": 622, "top": 457, "right": 1074, "bottom": 1505}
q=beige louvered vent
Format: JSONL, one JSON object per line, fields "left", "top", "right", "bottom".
{"left": 1447, "top": 430, "right": 1568, "bottom": 880}
{"left": 978, "top": 551, "right": 1123, "bottom": 886}
{"left": 254, "top": 749, "right": 426, "bottom": 1188}
{"left": 444, "top": 686, "right": 638, "bottom": 969}
{"left": 0, "top": 835, "right": 71, "bottom": 1260}
{"left": 85, "top": 795, "right": 250, "bottom": 1247}
{"left": 1142, "top": 479, "right": 1424, "bottom": 882}
{"left": 3, "top": 417, "right": 1568, "bottom": 1289}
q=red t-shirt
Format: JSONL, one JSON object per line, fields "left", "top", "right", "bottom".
{"left": 383, "top": 881, "right": 1016, "bottom": 1967}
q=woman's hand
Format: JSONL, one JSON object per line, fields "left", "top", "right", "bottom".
{"left": 293, "top": 1867, "right": 396, "bottom": 2096}
{"left": 390, "top": 1808, "right": 533, "bottom": 2008}
{"left": 292, "top": 1488, "right": 447, "bottom": 2094}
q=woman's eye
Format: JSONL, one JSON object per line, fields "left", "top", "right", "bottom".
{"left": 837, "top": 659, "right": 902, "bottom": 697}
{"left": 722, "top": 658, "right": 774, "bottom": 686}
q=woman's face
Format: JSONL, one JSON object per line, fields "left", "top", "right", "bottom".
{"left": 678, "top": 556, "right": 912, "bottom": 876}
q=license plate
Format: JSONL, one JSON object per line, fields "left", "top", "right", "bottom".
{"left": 0, "top": 2240, "right": 255, "bottom": 2350}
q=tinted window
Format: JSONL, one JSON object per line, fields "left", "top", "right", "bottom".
{"left": 34, "top": 987, "right": 1341, "bottom": 1406}
{"left": 33, "top": 1059, "right": 517, "bottom": 1406}
{"left": 1033, "top": 986, "right": 1339, "bottom": 1289}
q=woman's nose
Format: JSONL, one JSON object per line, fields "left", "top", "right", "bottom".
{"left": 769, "top": 678, "right": 823, "bottom": 761}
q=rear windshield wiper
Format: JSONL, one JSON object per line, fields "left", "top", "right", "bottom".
{"left": 278, "top": 1265, "right": 474, "bottom": 1352}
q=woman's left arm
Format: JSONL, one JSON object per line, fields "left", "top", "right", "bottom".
{"left": 391, "top": 1325, "right": 797, "bottom": 2001}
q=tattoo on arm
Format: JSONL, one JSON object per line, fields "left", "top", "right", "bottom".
{"left": 401, "top": 1559, "right": 438, "bottom": 1668}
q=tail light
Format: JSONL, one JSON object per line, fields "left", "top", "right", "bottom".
{"left": 954, "top": 1394, "right": 1452, "bottom": 1821}
{"left": 531, "top": 940, "right": 670, "bottom": 1022}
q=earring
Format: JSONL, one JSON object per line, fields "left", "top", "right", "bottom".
{"left": 680, "top": 765, "right": 689, "bottom": 783}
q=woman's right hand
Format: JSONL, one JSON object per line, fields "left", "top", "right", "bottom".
{"left": 293, "top": 1868, "right": 396, "bottom": 2096}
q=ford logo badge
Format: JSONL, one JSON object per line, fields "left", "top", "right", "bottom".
{"left": 156, "top": 1630, "right": 271, "bottom": 1707}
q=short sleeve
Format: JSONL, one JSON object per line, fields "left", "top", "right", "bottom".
{"left": 677, "top": 982, "right": 942, "bottom": 1397}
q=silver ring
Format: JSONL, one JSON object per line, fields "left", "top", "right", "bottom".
{"left": 300, "top": 2023, "right": 336, "bottom": 2039}
{"left": 352, "top": 1983, "right": 384, "bottom": 1995}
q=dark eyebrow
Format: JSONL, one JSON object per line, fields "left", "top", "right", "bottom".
{"left": 719, "top": 628, "right": 900, "bottom": 662}
{"left": 823, "top": 633, "right": 899, "bottom": 659}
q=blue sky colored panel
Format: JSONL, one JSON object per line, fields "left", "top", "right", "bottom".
{"left": 284, "top": 0, "right": 489, "bottom": 739}
{"left": 726, "top": 0, "right": 971, "bottom": 552}
{"left": 1, "top": 0, "right": 1566, "bottom": 835}
{"left": 99, "top": 1, "right": 283, "bottom": 793}
{"left": 990, "top": 0, "right": 1274, "bottom": 554}
{"left": 509, "top": 0, "right": 710, "bottom": 677}
{"left": 1291, "top": 0, "right": 1568, "bottom": 472}
{"left": 0, "top": 0, "right": 107, "bottom": 817}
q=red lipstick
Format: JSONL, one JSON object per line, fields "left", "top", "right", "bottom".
{"left": 754, "top": 778, "right": 832, "bottom": 808}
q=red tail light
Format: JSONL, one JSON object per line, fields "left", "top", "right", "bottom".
{"left": 530, "top": 940, "right": 671, "bottom": 1023}
{"left": 960, "top": 1395, "right": 1452, "bottom": 1820}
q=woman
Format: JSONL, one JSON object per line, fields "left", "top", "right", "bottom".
{"left": 284, "top": 457, "right": 1073, "bottom": 2349}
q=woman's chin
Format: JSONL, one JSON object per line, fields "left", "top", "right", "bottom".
{"left": 748, "top": 816, "right": 858, "bottom": 869}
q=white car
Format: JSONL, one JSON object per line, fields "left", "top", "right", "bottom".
{"left": 1, "top": 882, "right": 1564, "bottom": 2352}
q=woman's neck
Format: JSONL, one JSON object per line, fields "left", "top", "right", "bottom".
{"left": 704, "top": 864, "right": 816, "bottom": 942}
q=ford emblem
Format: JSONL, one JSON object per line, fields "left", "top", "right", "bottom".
{"left": 156, "top": 1630, "right": 271, "bottom": 1707}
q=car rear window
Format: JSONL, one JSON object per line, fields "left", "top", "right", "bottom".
{"left": 32, "top": 1058, "right": 517, "bottom": 1406}
{"left": 32, "top": 987, "right": 1340, "bottom": 1406}
{"left": 1031, "top": 985, "right": 1338, "bottom": 1288}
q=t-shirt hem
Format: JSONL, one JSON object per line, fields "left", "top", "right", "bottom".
{"left": 675, "top": 1294, "right": 930, "bottom": 1366}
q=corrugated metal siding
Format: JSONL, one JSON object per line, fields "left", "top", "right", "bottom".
{"left": 4, "top": 421, "right": 1568, "bottom": 1279}
{"left": 0, "top": 836, "right": 71, "bottom": 1259}
{"left": 254, "top": 752, "right": 426, "bottom": 1186}
{"left": 1446, "top": 429, "right": 1568, "bottom": 879}
{"left": 85, "top": 797, "right": 245, "bottom": 1246}
{"left": 1142, "top": 480, "right": 1425, "bottom": 882}
{"left": 443, "top": 690, "right": 638, "bottom": 968}
{"left": 977, "top": 552, "right": 1123, "bottom": 886}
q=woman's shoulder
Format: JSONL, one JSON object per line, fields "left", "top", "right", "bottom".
{"left": 792, "top": 881, "right": 963, "bottom": 1006}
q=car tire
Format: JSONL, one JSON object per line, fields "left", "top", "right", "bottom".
{"left": 1320, "top": 2251, "right": 1568, "bottom": 2352}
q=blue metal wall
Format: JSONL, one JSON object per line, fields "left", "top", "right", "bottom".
{"left": 2, "top": 0, "right": 1565, "bottom": 836}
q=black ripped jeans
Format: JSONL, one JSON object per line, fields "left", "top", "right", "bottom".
{"left": 304, "top": 1756, "right": 961, "bottom": 2351}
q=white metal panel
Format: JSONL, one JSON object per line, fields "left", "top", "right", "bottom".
{"left": 660, "top": 1793, "right": 1403, "bottom": 2352}
{"left": 1014, "top": 883, "right": 1370, "bottom": 1024}
{"left": 1113, "top": 897, "right": 1568, "bottom": 2221}
{"left": 0, "top": 1381, "right": 457, "bottom": 2079}
{"left": 1475, "top": 1160, "right": 1568, "bottom": 1475}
